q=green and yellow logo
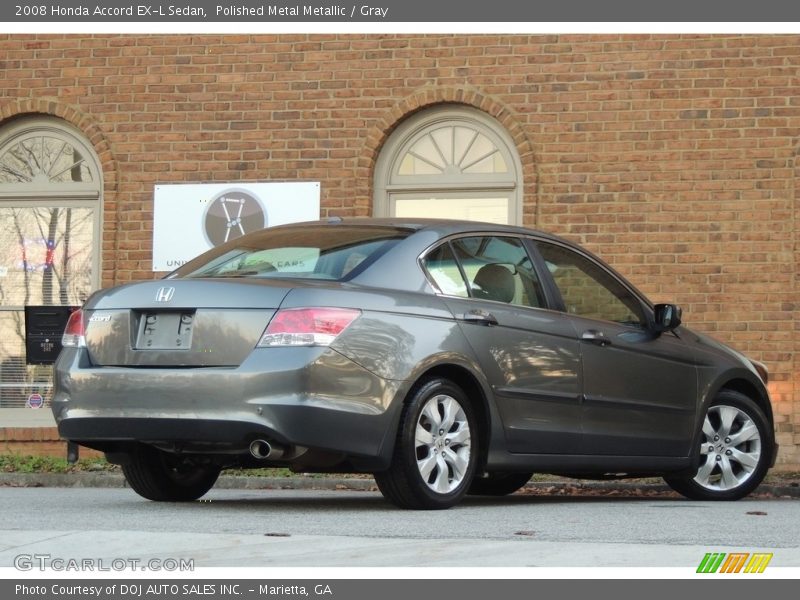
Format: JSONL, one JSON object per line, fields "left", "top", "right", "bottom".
{"left": 697, "top": 552, "right": 773, "bottom": 573}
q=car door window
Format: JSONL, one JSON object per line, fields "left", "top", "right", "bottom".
{"left": 536, "top": 242, "right": 645, "bottom": 327}
{"left": 422, "top": 242, "right": 470, "bottom": 297}
{"left": 449, "top": 236, "right": 545, "bottom": 308}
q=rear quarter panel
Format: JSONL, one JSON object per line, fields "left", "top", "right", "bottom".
{"left": 282, "top": 286, "right": 475, "bottom": 383}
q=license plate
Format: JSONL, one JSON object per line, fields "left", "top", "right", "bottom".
{"left": 135, "top": 312, "right": 194, "bottom": 350}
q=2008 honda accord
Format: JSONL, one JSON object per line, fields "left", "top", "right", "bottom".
{"left": 53, "top": 218, "right": 777, "bottom": 509}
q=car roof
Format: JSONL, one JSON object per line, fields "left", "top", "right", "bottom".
{"left": 276, "top": 216, "right": 573, "bottom": 246}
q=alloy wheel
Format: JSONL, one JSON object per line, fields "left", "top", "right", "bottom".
{"left": 414, "top": 393, "right": 472, "bottom": 494}
{"left": 694, "top": 404, "right": 762, "bottom": 492}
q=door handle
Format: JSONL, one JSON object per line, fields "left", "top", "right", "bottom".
{"left": 458, "top": 309, "right": 498, "bottom": 326}
{"left": 581, "top": 330, "right": 612, "bottom": 346}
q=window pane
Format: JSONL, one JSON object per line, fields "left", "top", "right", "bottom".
{"left": 0, "top": 136, "right": 93, "bottom": 184}
{"left": 462, "top": 151, "right": 507, "bottom": 174}
{"left": 459, "top": 133, "right": 500, "bottom": 172}
{"left": 430, "top": 127, "right": 453, "bottom": 165}
{"left": 394, "top": 196, "right": 508, "bottom": 224}
{"left": 0, "top": 206, "right": 94, "bottom": 408}
{"left": 397, "top": 153, "right": 443, "bottom": 175}
{"left": 0, "top": 311, "right": 53, "bottom": 407}
{"left": 451, "top": 236, "right": 545, "bottom": 308}
{"left": 408, "top": 135, "right": 446, "bottom": 170}
{"left": 537, "top": 243, "right": 644, "bottom": 326}
{"left": 453, "top": 127, "right": 476, "bottom": 165}
{"left": 0, "top": 119, "right": 102, "bottom": 411}
{"left": 0, "top": 207, "right": 95, "bottom": 306}
{"left": 422, "top": 242, "right": 468, "bottom": 297}
{"left": 397, "top": 126, "right": 509, "bottom": 177}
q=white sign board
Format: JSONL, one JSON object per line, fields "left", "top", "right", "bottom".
{"left": 153, "top": 182, "right": 320, "bottom": 271}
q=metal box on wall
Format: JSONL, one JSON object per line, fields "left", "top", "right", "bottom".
{"left": 24, "top": 306, "right": 78, "bottom": 365}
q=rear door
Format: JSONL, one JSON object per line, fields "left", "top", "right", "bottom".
{"left": 423, "top": 235, "right": 582, "bottom": 454}
{"left": 534, "top": 241, "right": 697, "bottom": 457}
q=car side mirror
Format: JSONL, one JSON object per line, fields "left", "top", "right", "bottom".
{"left": 653, "top": 303, "right": 682, "bottom": 332}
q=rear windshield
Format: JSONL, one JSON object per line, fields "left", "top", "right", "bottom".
{"left": 173, "top": 225, "right": 410, "bottom": 281}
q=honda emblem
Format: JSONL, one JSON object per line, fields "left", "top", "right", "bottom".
{"left": 155, "top": 287, "right": 175, "bottom": 302}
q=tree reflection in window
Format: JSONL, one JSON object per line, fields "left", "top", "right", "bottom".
{"left": 0, "top": 120, "right": 99, "bottom": 407}
{"left": 0, "top": 135, "right": 94, "bottom": 184}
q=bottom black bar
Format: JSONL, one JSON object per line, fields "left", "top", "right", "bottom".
{"left": 3, "top": 579, "right": 794, "bottom": 600}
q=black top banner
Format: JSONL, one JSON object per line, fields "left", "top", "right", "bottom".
{"left": 4, "top": 0, "right": 800, "bottom": 22}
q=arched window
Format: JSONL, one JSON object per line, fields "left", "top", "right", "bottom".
{"left": 0, "top": 117, "right": 102, "bottom": 407}
{"left": 374, "top": 106, "right": 522, "bottom": 225}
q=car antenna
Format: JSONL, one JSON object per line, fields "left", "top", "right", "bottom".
{"left": 327, "top": 215, "right": 344, "bottom": 224}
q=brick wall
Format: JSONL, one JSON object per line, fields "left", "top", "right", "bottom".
{"left": 0, "top": 426, "right": 102, "bottom": 458}
{"left": 0, "top": 34, "right": 797, "bottom": 465}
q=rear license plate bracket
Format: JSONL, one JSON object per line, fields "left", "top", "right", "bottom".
{"left": 135, "top": 311, "right": 195, "bottom": 350}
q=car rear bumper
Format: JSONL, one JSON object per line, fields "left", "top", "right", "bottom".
{"left": 52, "top": 346, "right": 404, "bottom": 467}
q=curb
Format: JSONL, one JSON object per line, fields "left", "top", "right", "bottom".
{"left": 1, "top": 472, "right": 798, "bottom": 498}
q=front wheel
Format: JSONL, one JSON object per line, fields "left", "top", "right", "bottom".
{"left": 122, "top": 445, "right": 220, "bottom": 502}
{"left": 375, "top": 378, "right": 478, "bottom": 510}
{"left": 664, "top": 390, "right": 773, "bottom": 501}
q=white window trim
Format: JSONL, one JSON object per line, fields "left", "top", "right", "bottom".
{"left": 0, "top": 117, "right": 103, "bottom": 293}
{"left": 374, "top": 106, "right": 523, "bottom": 225}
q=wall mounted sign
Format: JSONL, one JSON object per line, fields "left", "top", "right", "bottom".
{"left": 153, "top": 182, "right": 320, "bottom": 271}
{"left": 26, "top": 393, "right": 44, "bottom": 409}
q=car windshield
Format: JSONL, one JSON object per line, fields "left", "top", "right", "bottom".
{"left": 174, "top": 225, "right": 410, "bottom": 281}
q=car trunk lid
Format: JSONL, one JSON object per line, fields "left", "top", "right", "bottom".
{"left": 83, "top": 279, "right": 291, "bottom": 367}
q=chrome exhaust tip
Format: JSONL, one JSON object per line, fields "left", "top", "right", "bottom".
{"left": 249, "top": 439, "right": 273, "bottom": 460}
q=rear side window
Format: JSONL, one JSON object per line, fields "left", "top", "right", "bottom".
{"left": 423, "top": 236, "right": 546, "bottom": 308}
{"left": 174, "top": 226, "right": 409, "bottom": 281}
{"left": 423, "top": 243, "right": 469, "bottom": 297}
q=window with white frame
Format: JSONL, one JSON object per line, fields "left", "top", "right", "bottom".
{"left": 0, "top": 117, "right": 102, "bottom": 407}
{"left": 373, "top": 106, "right": 522, "bottom": 225}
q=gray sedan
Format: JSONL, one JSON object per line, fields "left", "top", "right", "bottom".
{"left": 52, "top": 219, "right": 777, "bottom": 509}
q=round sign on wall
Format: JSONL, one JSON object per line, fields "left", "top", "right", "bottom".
{"left": 202, "top": 189, "right": 268, "bottom": 247}
{"left": 26, "top": 393, "right": 44, "bottom": 409}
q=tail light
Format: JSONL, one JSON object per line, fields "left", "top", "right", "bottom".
{"left": 62, "top": 309, "right": 86, "bottom": 348}
{"left": 257, "top": 307, "right": 361, "bottom": 347}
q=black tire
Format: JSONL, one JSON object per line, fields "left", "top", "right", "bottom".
{"left": 122, "top": 445, "right": 220, "bottom": 502}
{"left": 375, "top": 378, "right": 478, "bottom": 510}
{"left": 468, "top": 472, "right": 533, "bottom": 496}
{"left": 664, "top": 390, "right": 773, "bottom": 501}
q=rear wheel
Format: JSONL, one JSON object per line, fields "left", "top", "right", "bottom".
{"left": 375, "top": 378, "right": 477, "bottom": 510}
{"left": 664, "top": 390, "right": 773, "bottom": 501}
{"left": 122, "top": 445, "right": 220, "bottom": 501}
{"left": 468, "top": 472, "right": 533, "bottom": 496}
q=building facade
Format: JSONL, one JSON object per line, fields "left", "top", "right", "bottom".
{"left": 0, "top": 34, "right": 797, "bottom": 466}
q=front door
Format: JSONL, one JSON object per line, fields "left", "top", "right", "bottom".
{"left": 535, "top": 241, "right": 697, "bottom": 457}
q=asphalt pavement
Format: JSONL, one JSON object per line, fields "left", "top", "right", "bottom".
{"left": 1, "top": 483, "right": 798, "bottom": 568}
